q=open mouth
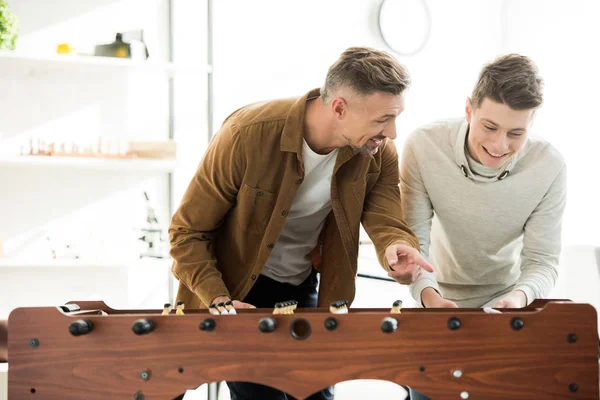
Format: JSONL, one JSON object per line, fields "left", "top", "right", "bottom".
{"left": 369, "top": 138, "right": 383, "bottom": 147}
{"left": 483, "top": 145, "right": 508, "bottom": 159}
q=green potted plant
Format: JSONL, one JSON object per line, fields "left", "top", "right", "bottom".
{"left": 0, "top": 0, "right": 19, "bottom": 50}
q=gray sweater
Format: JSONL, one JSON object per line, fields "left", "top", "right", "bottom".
{"left": 401, "top": 118, "right": 567, "bottom": 307}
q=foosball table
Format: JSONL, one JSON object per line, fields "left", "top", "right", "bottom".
{"left": 0, "top": 299, "right": 598, "bottom": 399}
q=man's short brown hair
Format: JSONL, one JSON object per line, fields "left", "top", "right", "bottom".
{"left": 471, "top": 54, "right": 544, "bottom": 110}
{"left": 321, "top": 47, "right": 410, "bottom": 103}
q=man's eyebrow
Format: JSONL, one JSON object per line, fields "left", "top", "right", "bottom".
{"left": 482, "top": 118, "right": 526, "bottom": 132}
{"left": 481, "top": 118, "right": 498, "bottom": 126}
{"left": 377, "top": 114, "right": 396, "bottom": 120}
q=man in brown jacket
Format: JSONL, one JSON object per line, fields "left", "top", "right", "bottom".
{"left": 169, "top": 47, "right": 432, "bottom": 400}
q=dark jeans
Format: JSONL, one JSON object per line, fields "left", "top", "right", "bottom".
{"left": 226, "top": 270, "right": 334, "bottom": 400}
{"left": 407, "top": 388, "right": 431, "bottom": 399}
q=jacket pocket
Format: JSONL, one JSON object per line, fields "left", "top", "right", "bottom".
{"left": 233, "top": 184, "right": 277, "bottom": 234}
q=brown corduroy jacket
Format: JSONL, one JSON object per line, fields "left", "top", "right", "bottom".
{"left": 169, "top": 88, "right": 419, "bottom": 308}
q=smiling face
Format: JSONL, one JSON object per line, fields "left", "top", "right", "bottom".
{"left": 465, "top": 97, "right": 535, "bottom": 168}
{"left": 331, "top": 90, "right": 405, "bottom": 156}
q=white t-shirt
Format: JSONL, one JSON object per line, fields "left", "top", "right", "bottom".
{"left": 261, "top": 139, "right": 338, "bottom": 285}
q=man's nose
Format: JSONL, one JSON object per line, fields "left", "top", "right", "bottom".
{"left": 385, "top": 123, "right": 397, "bottom": 140}
{"left": 491, "top": 133, "right": 508, "bottom": 151}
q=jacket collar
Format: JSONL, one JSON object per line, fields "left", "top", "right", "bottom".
{"left": 280, "top": 88, "right": 367, "bottom": 170}
{"left": 280, "top": 88, "right": 321, "bottom": 153}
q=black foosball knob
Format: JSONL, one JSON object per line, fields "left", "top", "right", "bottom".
{"left": 132, "top": 319, "right": 155, "bottom": 335}
{"left": 381, "top": 317, "right": 398, "bottom": 333}
{"left": 324, "top": 317, "right": 338, "bottom": 331}
{"left": 511, "top": 317, "right": 524, "bottom": 331}
{"left": 448, "top": 317, "right": 461, "bottom": 331}
{"left": 199, "top": 318, "right": 216, "bottom": 332}
{"left": 258, "top": 317, "right": 277, "bottom": 333}
{"left": 69, "top": 319, "right": 94, "bottom": 336}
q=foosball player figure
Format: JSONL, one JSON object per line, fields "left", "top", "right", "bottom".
{"left": 175, "top": 301, "right": 185, "bottom": 315}
{"left": 273, "top": 300, "right": 298, "bottom": 315}
{"left": 330, "top": 300, "right": 349, "bottom": 314}
{"left": 161, "top": 303, "right": 172, "bottom": 315}
{"left": 390, "top": 300, "right": 402, "bottom": 314}
{"left": 209, "top": 303, "right": 220, "bottom": 315}
{"left": 225, "top": 300, "right": 237, "bottom": 315}
{"left": 216, "top": 302, "right": 229, "bottom": 314}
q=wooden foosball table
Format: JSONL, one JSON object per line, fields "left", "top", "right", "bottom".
{"left": 0, "top": 299, "right": 598, "bottom": 399}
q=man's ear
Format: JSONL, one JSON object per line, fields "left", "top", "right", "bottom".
{"left": 331, "top": 97, "right": 347, "bottom": 120}
{"left": 465, "top": 97, "right": 473, "bottom": 124}
{"left": 529, "top": 108, "right": 538, "bottom": 127}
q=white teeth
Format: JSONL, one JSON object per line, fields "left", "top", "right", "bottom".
{"left": 486, "top": 148, "right": 506, "bottom": 158}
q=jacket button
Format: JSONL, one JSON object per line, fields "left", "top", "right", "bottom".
{"left": 251, "top": 274, "right": 257, "bottom": 280}
{"left": 267, "top": 243, "right": 274, "bottom": 249}
{"left": 296, "top": 178, "right": 303, "bottom": 184}
{"left": 281, "top": 210, "right": 288, "bottom": 217}
{"left": 256, "top": 191, "right": 264, "bottom": 197}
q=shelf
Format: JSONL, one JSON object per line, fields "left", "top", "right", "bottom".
{"left": 0, "top": 156, "right": 177, "bottom": 172}
{"left": 0, "top": 52, "right": 211, "bottom": 77}
{"left": 0, "top": 258, "right": 170, "bottom": 270}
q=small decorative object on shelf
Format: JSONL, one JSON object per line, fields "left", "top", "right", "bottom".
{"left": 0, "top": 0, "right": 19, "bottom": 51}
{"left": 21, "top": 136, "right": 176, "bottom": 160}
{"left": 128, "top": 140, "right": 177, "bottom": 160}
{"left": 56, "top": 43, "right": 76, "bottom": 55}
{"left": 94, "top": 30, "right": 149, "bottom": 60}
{"left": 138, "top": 191, "right": 167, "bottom": 259}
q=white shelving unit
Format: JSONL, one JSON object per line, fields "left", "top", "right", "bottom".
{"left": 0, "top": 2, "right": 212, "bottom": 399}
{"left": 0, "top": 258, "right": 167, "bottom": 269}
{"left": 0, "top": 34, "right": 207, "bottom": 315}
{"left": 0, "top": 52, "right": 210, "bottom": 77}
{"left": 0, "top": 155, "right": 177, "bottom": 172}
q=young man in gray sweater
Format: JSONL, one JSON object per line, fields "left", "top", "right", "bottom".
{"left": 400, "top": 54, "right": 567, "bottom": 309}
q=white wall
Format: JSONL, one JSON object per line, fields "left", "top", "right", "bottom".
{"left": 212, "top": 0, "right": 504, "bottom": 139}
{"left": 171, "top": 0, "right": 210, "bottom": 205}
{"left": 501, "top": 0, "right": 600, "bottom": 248}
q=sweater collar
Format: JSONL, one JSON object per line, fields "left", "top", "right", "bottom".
{"left": 454, "top": 119, "right": 520, "bottom": 182}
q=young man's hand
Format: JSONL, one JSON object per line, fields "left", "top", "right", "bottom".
{"left": 492, "top": 290, "right": 527, "bottom": 308}
{"left": 211, "top": 296, "right": 256, "bottom": 309}
{"left": 421, "top": 287, "right": 458, "bottom": 308}
{"left": 385, "top": 242, "right": 434, "bottom": 285}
